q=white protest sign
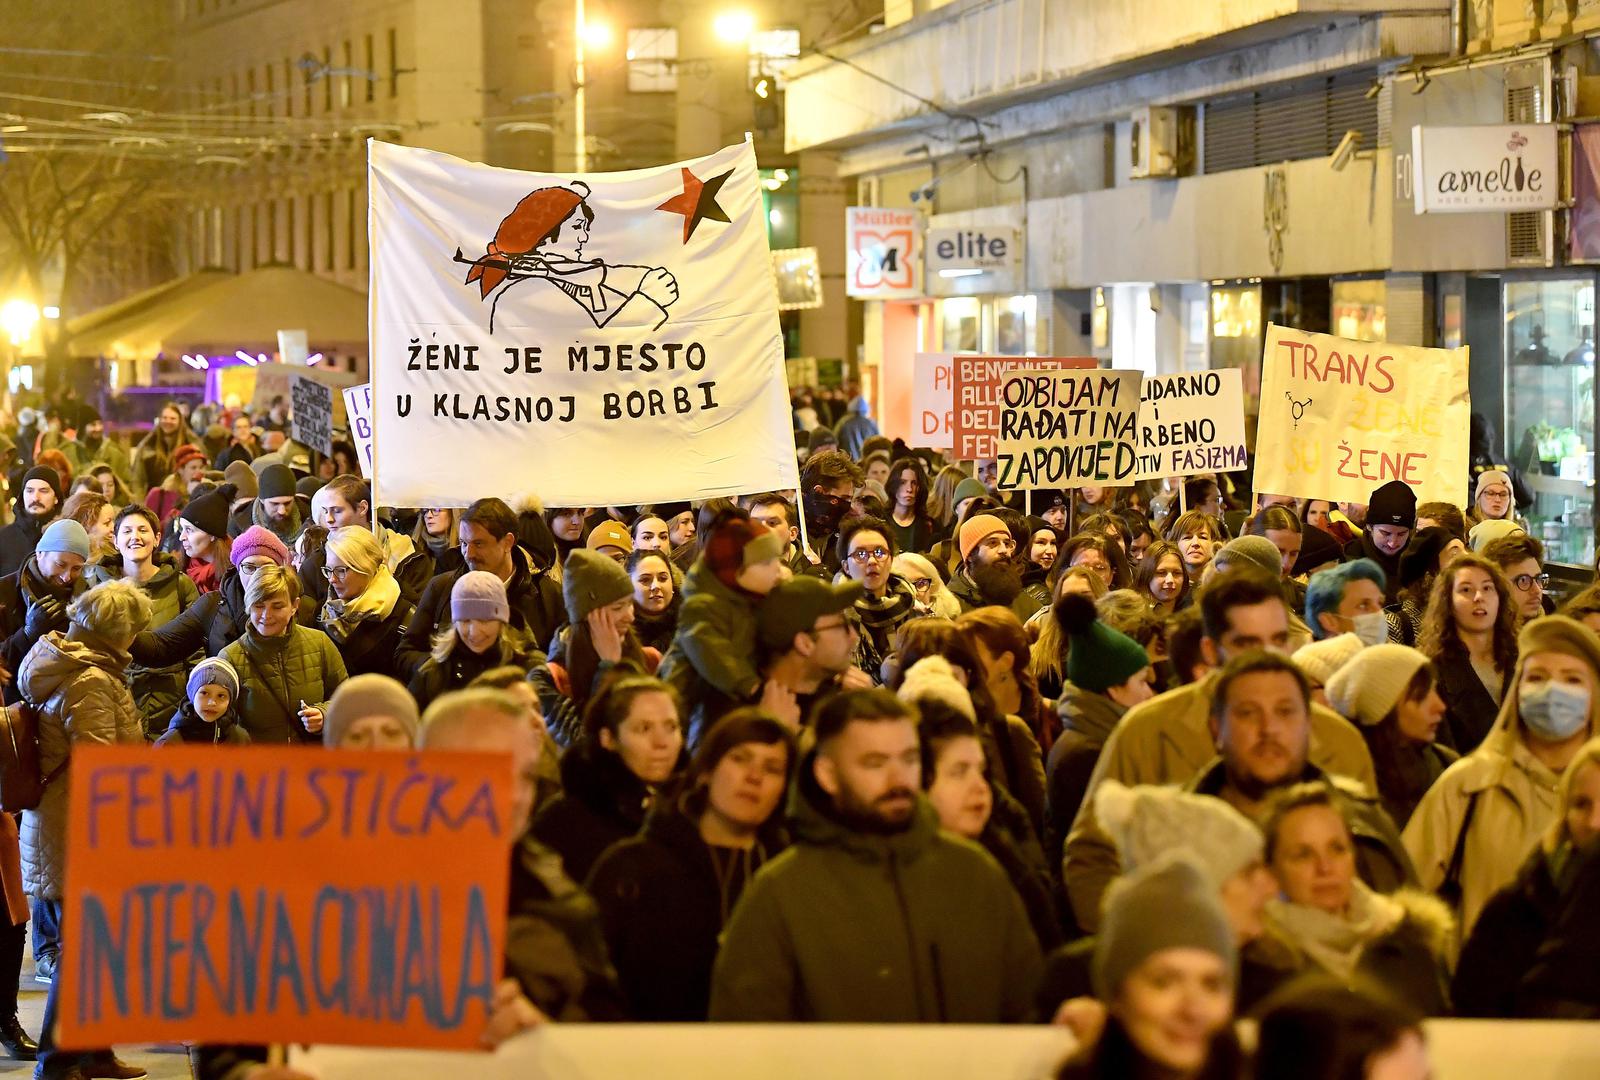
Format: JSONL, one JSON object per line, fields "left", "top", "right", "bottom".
{"left": 1255, "top": 323, "right": 1470, "bottom": 506}
{"left": 909, "top": 353, "right": 954, "bottom": 450}
{"left": 996, "top": 369, "right": 1141, "bottom": 490}
{"left": 1135, "top": 369, "right": 1247, "bottom": 480}
{"left": 277, "top": 328, "right": 309, "bottom": 365}
{"left": 289, "top": 371, "right": 334, "bottom": 456}
{"left": 369, "top": 139, "right": 796, "bottom": 508}
{"left": 343, "top": 384, "right": 373, "bottom": 477}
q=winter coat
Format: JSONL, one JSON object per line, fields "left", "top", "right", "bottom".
{"left": 1046, "top": 683, "right": 1125, "bottom": 865}
{"left": 946, "top": 566, "right": 983, "bottom": 613}
{"left": 84, "top": 554, "right": 201, "bottom": 735}
{"left": 129, "top": 567, "right": 316, "bottom": 666}
{"left": 153, "top": 699, "right": 251, "bottom": 747}
{"left": 531, "top": 745, "right": 674, "bottom": 886}
{"left": 62, "top": 437, "right": 133, "bottom": 493}
{"left": 321, "top": 597, "right": 414, "bottom": 681}
{"left": 886, "top": 513, "right": 936, "bottom": 557}
{"left": 1365, "top": 730, "right": 1458, "bottom": 830}
{"left": 0, "top": 513, "right": 48, "bottom": 580}
{"left": 503, "top": 833, "right": 626, "bottom": 1022}
{"left": 851, "top": 573, "right": 921, "bottom": 671}
{"left": 1401, "top": 703, "right": 1562, "bottom": 940}
{"left": 396, "top": 545, "right": 564, "bottom": 679}
{"left": 144, "top": 482, "right": 185, "bottom": 532}
{"left": 19, "top": 631, "right": 144, "bottom": 899}
{"left": 1056, "top": 1016, "right": 1244, "bottom": 1080}
{"left": 408, "top": 633, "right": 537, "bottom": 712}
{"left": 1063, "top": 673, "right": 1378, "bottom": 931}
{"left": 1453, "top": 845, "right": 1567, "bottom": 1017}
{"left": 832, "top": 397, "right": 878, "bottom": 460}
{"left": 1431, "top": 649, "right": 1505, "bottom": 754}
{"left": 658, "top": 558, "right": 763, "bottom": 746}
{"left": 588, "top": 806, "right": 787, "bottom": 1020}
{"left": 1266, "top": 884, "right": 1455, "bottom": 1016}
{"left": 1343, "top": 533, "right": 1405, "bottom": 604}
{"left": 980, "top": 712, "right": 1049, "bottom": 841}
{"left": 220, "top": 624, "right": 347, "bottom": 744}
{"left": 707, "top": 759, "right": 1042, "bottom": 1022}
{"left": 632, "top": 597, "right": 680, "bottom": 654}
{"left": 0, "top": 556, "right": 88, "bottom": 706}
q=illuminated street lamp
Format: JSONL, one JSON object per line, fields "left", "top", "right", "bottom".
{"left": 0, "top": 299, "right": 39, "bottom": 347}
{"left": 713, "top": 10, "right": 755, "bottom": 45}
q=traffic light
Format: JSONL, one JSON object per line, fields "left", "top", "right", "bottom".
{"left": 751, "top": 74, "right": 779, "bottom": 133}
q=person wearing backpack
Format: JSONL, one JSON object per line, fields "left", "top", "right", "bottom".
{"left": 19, "top": 579, "right": 153, "bottom": 1080}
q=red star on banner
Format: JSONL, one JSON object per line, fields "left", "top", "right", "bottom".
{"left": 656, "top": 166, "right": 733, "bottom": 243}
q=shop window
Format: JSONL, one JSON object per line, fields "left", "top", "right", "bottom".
{"left": 627, "top": 29, "right": 677, "bottom": 92}
{"left": 941, "top": 298, "right": 981, "bottom": 353}
{"left": 1331, "top": 279, "right": 1387, "bottom": 342}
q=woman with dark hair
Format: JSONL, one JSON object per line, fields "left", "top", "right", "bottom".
{"left": 1166, "top": 509, "right": 1222, "bottom": 580}
{"left": 1253, "top": 980, "right": 1431, "bottom": 1080}
{"left": 587, "top": 708, "right": 793, "bottom": 1020}
{"left": 883, "top": 456, "right": 934, "bottom": 555}
{"left": 1059, "top": 533, "right": 1129, "bottom": 592}
{"left": 1248, "top": 505, "right": 1306, "bottom": 610}
{"left": 628, "top": 549, "right": 680, "bottom": 653}
{"left": 836, "top": 515, "right": 920, "bottom": 675}
{"left": 1303, "top": 498, "right": 1334, "bottom": 533}
{"left": 1417, "top": 553, "right": 1520, "bottom": 753}
{"left": 532, "top": 672, "right": 688, "bottom": 882}
{"left": 131, "top": 401, "right": 199, "bottom": 498}
{"left": 1018, "top": 517, "right": 1060, "bottom": 615}
{"left": 1076, "top": 512, "right": 1127, "bottom": 556}
{"left": 1325, "top": 645, "right": 1458, "bottom": 829}
{"left": 554, "top": 549, "right": 652, "bottom": 716}
{"left": 1135, "top": 539, "right": 1189, "bottom": 616}
{"left": 1117, "top": 509, "right": 1155, "bottom": 564}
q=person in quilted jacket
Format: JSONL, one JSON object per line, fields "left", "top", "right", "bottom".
{"left": 220, "top": 565, "right": 347, "bottom": 744}
{"left": 19, "top": 578, "right": 152, "bottom": 1080}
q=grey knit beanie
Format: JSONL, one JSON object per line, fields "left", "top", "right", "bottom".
{"left": 186, "top": 656, "right": 240, "bottom": 703}
{"left": 324, "top": 674, "right": 420, "bottom": 749}
{"left": 1093, "top": 852, "right": 1238, "bottom": 1000}
{"left": 563, "top": 548, "right": 633, "bottom": 624}
{"left": 1094, "top": 779, "right": 1263, "bottom": 888}
{"left": 451, "top": 570, "right": 510, "bottom": 624}
{"left": 1216, "top": 535, "right": 1284, "bottom": 577}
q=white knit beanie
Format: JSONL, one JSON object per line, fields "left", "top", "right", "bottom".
{"left": 1094, "top": 779, "right": 1264, "bottom": 888}
{"left": 1292, "top": 632, "right": 1365, "bottom": 688}
{"left": 896, "top": 655, "right": 976, "bottom": 723}
{"left": 1324, "top": 643, "right": 1431, "bottom": 727}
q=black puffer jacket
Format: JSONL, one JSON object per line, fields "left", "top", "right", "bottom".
{"left": 397, "top": 545, "right": 564, "bottom": 679}
{"left": 322, "top": 598, "right": 415, "bottom": 681}
{"left": 531, "top": 744, "right": 683, "bottom": 886}
{"left": 588, "top": 806, "right": 786, "bottom": 1020}
{"left": 129, "top": 567, "right": 315, "bottom": 665}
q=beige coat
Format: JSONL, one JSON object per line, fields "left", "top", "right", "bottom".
{"left": 1401, "top": 706, "right": 1562, "bottom": 942}
{"left": 1062, "top": 672, "right": 1377, "bottom": 931}
{"left": 18, "top": 631, "right": 145, "bottom": 899}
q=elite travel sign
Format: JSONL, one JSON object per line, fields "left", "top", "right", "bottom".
{"left": 1411, "top": 124, "right": 1558, "bottom": 214}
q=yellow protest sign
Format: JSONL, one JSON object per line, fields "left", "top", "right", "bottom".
{"left": 1255, "top": 324, "right": 1469, "bottom": 507}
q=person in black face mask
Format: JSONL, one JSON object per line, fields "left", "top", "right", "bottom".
{"left": 799, "top": 450, "right": 862, "bottom": 575}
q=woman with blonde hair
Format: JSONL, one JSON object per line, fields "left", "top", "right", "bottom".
{"left": 1029, "top": 566, "right": 1109, "bottom": 701}
{"left": 409, "top": 570, "right": 537, "bottom": 709}
{"left": 318, "top": 526, "right": 415, "bottom": 680}
{"left": 220, "top": 564, "right": 347, "bottom": 743}
{"left": 926, "top": 464, "right": 969, "bottom": 530}
{"left": 892, "top": 551, "right": 960, "bottom": 619}
{"left": 411, "top": 507, "right": 465, "bottom": 576}
{"left": 1453, "top": 736, "right": 1600, "bottom": 1016}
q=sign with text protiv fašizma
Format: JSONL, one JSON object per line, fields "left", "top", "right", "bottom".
{"left": 1254, "top": 323, "right": 1470, "bottom": 508}
{"left": 59, "top": 745, "right": 513, "bottom": 1051}
{"left": 368, "top": 138, "right": 796, "bottom": 508}
{"left": 1411, "top": 124, "right": 1558, "bottom": 214}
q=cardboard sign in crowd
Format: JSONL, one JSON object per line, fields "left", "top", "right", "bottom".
{"left": 60, "top": 745, "right": 514, "bottom": 1051}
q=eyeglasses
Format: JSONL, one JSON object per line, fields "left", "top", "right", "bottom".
{"left": 321, "top": 565, "right": 358, "bottom": 580}
{"left": 1512, "top": 573, "right": 1550, "bottom": 592}
{"left": 810, "top": 616, "right": 859, "bottom": 637}
{"left": 848, "top": 547, "right": 891, "bottom": 564}
{"left": 910, "top": 577, "right": 933, "bottom": 591}
{"left": 239, "top": 559, "right": 277, "bottom": 573}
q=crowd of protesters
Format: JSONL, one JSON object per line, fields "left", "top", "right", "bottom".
{"left": 0, "top": 387, "right": 1595, "bottom": 1080}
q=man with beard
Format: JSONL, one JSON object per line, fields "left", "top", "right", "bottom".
{"left": 1342, "top": 479, "right": 1414, "bottom": 604}
{"left": 709, "top": 688, "right": 1041, "bottom": 1021}
{"left": 58, "top": 408, "right": 133, "bottom": 494}
{"left": 0, "top": 519, "right": 89, "bottom": 707}
{"left": 947, "top": 514, "right": 1024, "bottom": 613}
{"left": 797, "top": 450, "right": 862, "bottom": 576}
{"left": 0, "top": 466, "right": 62, "bottom": 578}
{"left": 1063, "top": 568, "right": 1377, "bottom": 930}
{"left": 250, "top": 463, "right": 301, "bottom": 545}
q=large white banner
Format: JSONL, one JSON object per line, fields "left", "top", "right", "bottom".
{"left": 369, "top": 139, "right": 796, "bottom": 508}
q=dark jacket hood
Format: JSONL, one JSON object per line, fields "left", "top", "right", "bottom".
{"left": 788, "top": 746, "right": 941, "bottom": 864}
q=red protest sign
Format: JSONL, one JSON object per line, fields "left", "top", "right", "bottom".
{"left": 951, "top": 356, "right": 1097, "bottom": 459}
{"left": 61, "top": 745, "right": 513, "bottom": 1051}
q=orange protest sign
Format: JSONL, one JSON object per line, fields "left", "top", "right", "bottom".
{"left": 951, "top": 356, "right": 1097, "bottom": 459}
{"left": 60, "top": 745, "right": 513, "bottom": 1051}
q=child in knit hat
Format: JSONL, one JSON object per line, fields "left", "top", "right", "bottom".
{"left": 658, "top": 507, "right": 788, "bottom": 743}
{"left": 155, "top": 656, "right": 249, "bottom": 746}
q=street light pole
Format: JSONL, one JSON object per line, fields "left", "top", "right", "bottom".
{"left": 573, "top": 0, "right": 586, "bottom": 171}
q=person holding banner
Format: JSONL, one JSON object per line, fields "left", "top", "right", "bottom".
{"left": 20, "top": 579, "right": 153, "bottom": 1080}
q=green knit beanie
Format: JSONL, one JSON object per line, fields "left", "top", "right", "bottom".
{"left": 563, "top": 548, "right": 633, "bottom": 624}
{"left": 1057, "top": 593, "right": 1150, "bottom": 693}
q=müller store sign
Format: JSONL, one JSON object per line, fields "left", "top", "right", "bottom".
{"left": 1411, "top": 124, "right": 1558, "bottom": 214}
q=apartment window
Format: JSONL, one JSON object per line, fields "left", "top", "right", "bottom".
{"left": 232, "top": 207, "right": 244, "bottom": 271}
{"left": 388, "top": 28, "right": 398, "bottom": 97}
{"left": 341, "top": 41, "right": 353, "bottom": 108}
{"left": 284, "top": 198, "right": 296, "bottom": 266}
{"left": 323, "top": 47, "right": 332, "bottom": 112}
{"left": 283, "top": 59, "right": 293, "bottom": 117}
{"left": 263, "top": 63, "right": 274, "bottom": 118}
{"left": 304, "top": 56, "right": 313, "bottom": 114}
{"left": 365, "top": 34, "right": 375, "bottom": 102}
{"left": 210, "top": 207, "right": 223, "bottom": 266}
{"left": 345, "top": 188, "right": 356, "bottom": 270}
{"left": 266, "top": 201, "right": 278, "bottom": 262}
{"left": 748, "top": 28, "right": 799, "bottom": 83}
{"left": 245, "top": 69, "right": 255, "bottom": 118}
{"left": 323, "top": 192, "right": 335, "bottom": 271}
{"left": 303, "top": 194, "right": 314, "bottom": 270}
{"left": 626, "top": 28, "right": 677, "bottom": 93}
{"left": 1203, "top": 73, "right": 1379, "bottom": 174}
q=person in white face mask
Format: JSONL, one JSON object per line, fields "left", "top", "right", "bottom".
{"left": 1306, "top": 559, "right": 1391, "bottom": 646}
{"left": 1403, "top": 615, "right": 1600, "bottom": 941}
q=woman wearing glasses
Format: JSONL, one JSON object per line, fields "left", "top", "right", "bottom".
{"left": 317, "top": 526, "right": 415, "bottom": 680}
{"left": 837, "top": 516, "right": 921, "bottom": 678}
